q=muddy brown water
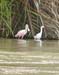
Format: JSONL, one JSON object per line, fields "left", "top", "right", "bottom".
{"left": 0, "top": 39, "right": 59, "bottom": 75}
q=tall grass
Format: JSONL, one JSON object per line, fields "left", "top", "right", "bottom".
{"left": 0, "top": 0, "right": 59, "bottom": 39}
{"left": 0, "top": 0, "right": 13, "bottom": 37}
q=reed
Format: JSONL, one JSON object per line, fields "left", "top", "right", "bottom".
{"left": 0, "top": 0, "right": 59, "bottom": 39}
{"left": 0, "top": 0, "right": 14, "bottom": 37}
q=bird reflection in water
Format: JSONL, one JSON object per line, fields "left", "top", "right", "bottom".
{"left": 34, "top": 39, "right": 42, "bottom": 47}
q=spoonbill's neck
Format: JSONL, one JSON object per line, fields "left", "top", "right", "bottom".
{"left": 25, "top": 24, "right": 30, "bottom": 32}
{"left": 25, "top": 28, "right": 28, "bottom": 33}
{"left": 25, "top": 27, "right": 27, "bottom": 30}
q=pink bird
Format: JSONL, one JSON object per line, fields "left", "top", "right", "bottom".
{"left": 15, "top": 24, "right": 30, "bottom": 39}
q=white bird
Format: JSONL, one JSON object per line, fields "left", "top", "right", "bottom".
{"left": 34, "top": 25, "right": 44, "bottom": 40}
{"left": 15, "top": 24, "right": 30, "bottom": 39}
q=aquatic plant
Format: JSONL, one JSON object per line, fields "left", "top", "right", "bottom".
{"left": 0, "top": 0, "right": 14, "bottom": 37}
{"left": 0, "top": 0, "right": 59, "bottom": 39}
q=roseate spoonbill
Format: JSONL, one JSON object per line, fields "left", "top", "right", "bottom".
{"left": 34, "top": 25, "right": 44, "bottom": 40}
{"left": 15, "top": 24, "right": 30, "bottom": 39}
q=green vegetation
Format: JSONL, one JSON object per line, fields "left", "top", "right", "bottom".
{"left": 0, "top": 0, "right": 59, "bottom": 39}
{"left": 0, "top": 0, "right": 13, "bottom": 37}
{"left": 0, "top": 0, "right": 28, "bottom": 38}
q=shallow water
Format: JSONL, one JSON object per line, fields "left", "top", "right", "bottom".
{"left": 0, "top": 39, "right": 59, "bottom": 75}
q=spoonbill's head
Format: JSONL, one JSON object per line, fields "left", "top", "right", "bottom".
{"left": 25, "top": 24, "right": 30, "bottom": 32}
